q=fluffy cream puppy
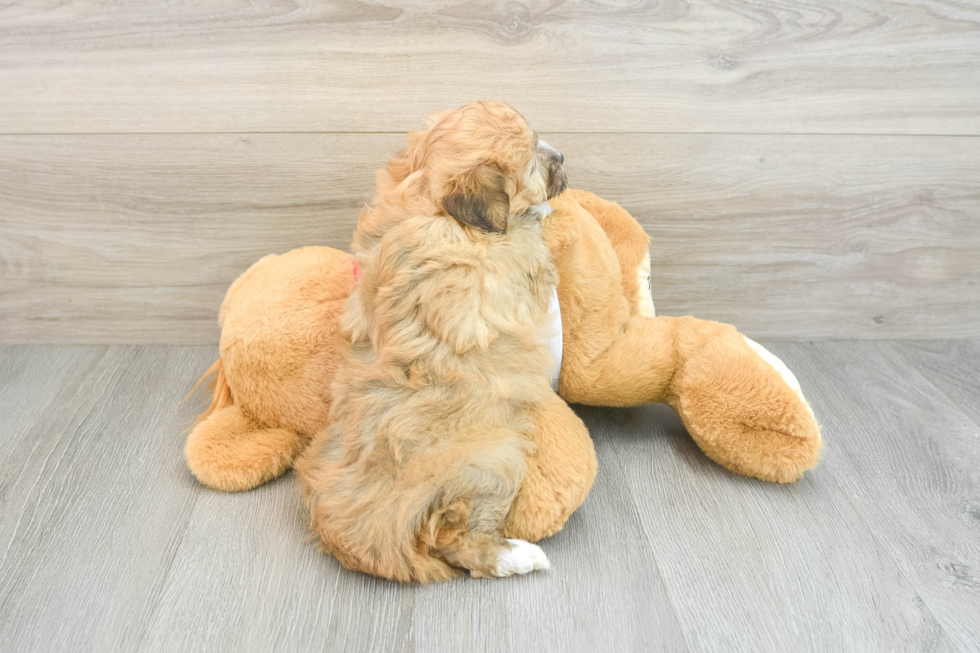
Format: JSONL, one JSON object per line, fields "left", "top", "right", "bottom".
{"left": 296, "top": 100, "right": 567, "bottom": 582}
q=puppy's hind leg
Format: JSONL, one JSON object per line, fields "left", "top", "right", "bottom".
{"left": 423, "top": 499, "right": 551, "bottom": 579}
{"left": 488, "top": 539, "right": 552, "bottom": 577}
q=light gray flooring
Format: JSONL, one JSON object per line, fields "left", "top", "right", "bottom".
{"left": 1, "top": 342, "right": 978, "bottom": 652}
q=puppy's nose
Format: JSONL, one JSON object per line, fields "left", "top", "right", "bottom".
{"left": 557, "top": 152, "right": 564, "bottom": 164}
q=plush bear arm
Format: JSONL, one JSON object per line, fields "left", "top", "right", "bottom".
{"left": 547, "top": 191, "right": 821, "bottom": 483}
{"left": 562, "top": 312, "right": 821, "bottom": 482}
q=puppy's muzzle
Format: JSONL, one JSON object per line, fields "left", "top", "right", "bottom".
{"left": 538, "top": 139, "right": 567, "bottom": 199}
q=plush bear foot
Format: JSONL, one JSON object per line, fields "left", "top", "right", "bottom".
{"left": 502, "top": 395, "right": 597, "bottom": 541}
{"left": 185, "top": 405, "right": 307, "bottom": 492}
{"left": 671, "top": 335, "right": 822, "bottom": 483}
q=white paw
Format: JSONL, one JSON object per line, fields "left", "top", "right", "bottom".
{"left": 491, "top": 539, "right": 551, "bottom": 577}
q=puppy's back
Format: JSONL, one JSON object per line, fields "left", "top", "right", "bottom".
{"left": 298, "top": 211, "right": 557, "bottom": 582}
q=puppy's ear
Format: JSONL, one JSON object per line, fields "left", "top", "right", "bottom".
{"left": 443, "top": 163, "right": 509, "bottom": 234}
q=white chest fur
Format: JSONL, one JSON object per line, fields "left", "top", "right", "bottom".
{"left": 545, "top": 288, "right": 562, "bottom": 391}
{"left": 531, "top": 201, "right": 563, "bottom": 391}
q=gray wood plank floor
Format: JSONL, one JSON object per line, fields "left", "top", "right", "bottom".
{"left": 1, "top": 342, "right": 977, "bottom": 652}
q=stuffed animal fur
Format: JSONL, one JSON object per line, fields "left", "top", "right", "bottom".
{"left": 185, "top": 188, "right": 821, "bottom": 541}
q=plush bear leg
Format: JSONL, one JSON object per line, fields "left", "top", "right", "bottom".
{"left": 185, "top": 405, "right": 308, "bottom": 492}
{"left": 549, "top": 190, "right": 820, "bottom": 482}
{"left": 561, "top": 314, "right": 821, "bottom": 483}
{"left": 503, "top": 394, "right": 597, "bottom": 541}
{"left": 670, "top": 330, "right": 821, "bottom": 483}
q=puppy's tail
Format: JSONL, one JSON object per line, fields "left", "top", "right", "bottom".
{"left": 183, "top": 358, "right": 233, "bottom": 427}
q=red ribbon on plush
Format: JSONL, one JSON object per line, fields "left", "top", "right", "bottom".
{"left": 352, "top": 259, "right": 361, "bottom": 282}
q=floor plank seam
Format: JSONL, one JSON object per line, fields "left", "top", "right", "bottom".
{"left": 0, "top": 349, "right": 111, "bottom": 581}
{"left": 133, "top": 487, "right": 203, "bottom": 653}
{"left": 598, "top": 426, "right": 694, "bottom": 653}
{"left": 883, "top": 342, "right": 980, "bottom": 435}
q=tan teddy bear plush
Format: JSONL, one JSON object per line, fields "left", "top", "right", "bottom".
{"left": 184, "top": 186, "right": 821, "bottom": 543}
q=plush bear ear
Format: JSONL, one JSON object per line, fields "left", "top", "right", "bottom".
{"left": 442, "top": 163, "right": 509, "bottom": 234}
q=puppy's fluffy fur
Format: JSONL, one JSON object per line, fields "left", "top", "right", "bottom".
{"left": 295, "top": 101, "right": 567, "bottom": 582}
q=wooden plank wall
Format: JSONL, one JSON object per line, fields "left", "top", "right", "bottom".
{"left": 1, "top": 0, "right": 978, "bottom": 343}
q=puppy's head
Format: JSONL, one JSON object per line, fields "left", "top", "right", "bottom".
{"left": 400, "top": 100, "right": 566, "bottom": 234}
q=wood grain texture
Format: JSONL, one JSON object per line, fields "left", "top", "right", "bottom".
{"left": 1, "top": 0, "right": 979, "bottom": 134}
{"left": 0, "top": 346, "right": 93, "bottom": 469}
{"left": 0, "top": 133, "right": 401, "bottom": 344}
{"left": 136, "top": 473, "right": 418, "bottom": 653}
{"left": 598, "top": 338, "right": 980, "bottom": 649}
{"left": 887, "top": 340, "right": 980, "bottom": 427}
{"left": 575, "top": 134, "right": 980, "bottom": 339}
{"left": 409, "top": 437, "right": 688, "bottom": 653}
{"left": 0, "top": 346, "right": 215, "bottom": 653}
{"left": 769, "top": 340, "right": 980, "bottom": 650}
{"left": 2, "top": 133, "right": 977, "bottom": 343}
{"left": 142, "top": 421, "right": 688, "bottom": 652}
{"left": 0, "top": 345, "right": 690, "bottom": 652}
{"left": 594, "top": 401, "right": 955, "bottom": 651}
{"left": 2, "top": 343, "right": 978, "bottom": 651}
